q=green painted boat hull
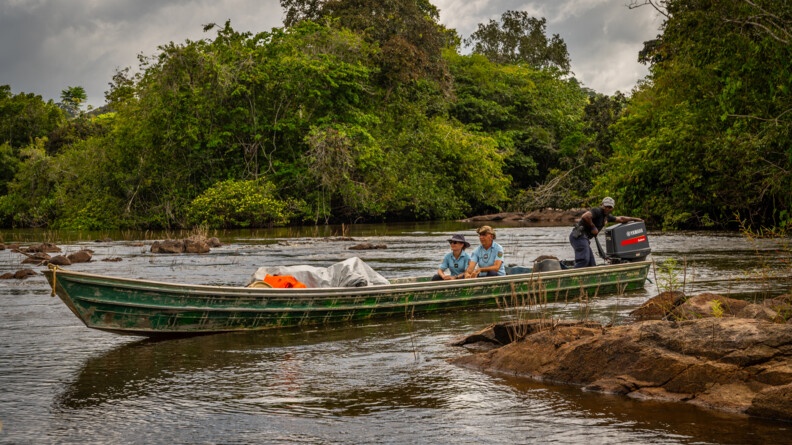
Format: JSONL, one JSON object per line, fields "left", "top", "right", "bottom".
{"left": 43, "top": 261, "right": 651, "bottom": 336}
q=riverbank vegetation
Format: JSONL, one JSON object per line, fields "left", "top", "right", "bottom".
{"left": 0, "top": 0, "right": 789, "bottom": 232}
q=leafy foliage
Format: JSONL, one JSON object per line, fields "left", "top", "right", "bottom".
{"left": 446, "top": 51, "right": 588, "bottom": 207}
{"left": 188, "top": 179, "right": 299, "bottom": 228}
{"left": 0, "top": 86, "right": 65, "bottom": 148}
{"left": 59, "top": 86, "right": 88, "bottom": 117}
{"left": 464, "top": 11, "right": 571, "bottom": 73}
{"left": 3, "top": 2, "right": 788, "bottom": 231}
{"left": 0, "top": 140, "right": 57, "bottom": 227}
{"left": 281, "top": 0, "right": 454, "bottom": 95}
{"left": 600, "top": 0, "right": 792, "bottom": 229}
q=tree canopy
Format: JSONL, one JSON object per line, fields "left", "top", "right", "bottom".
{"left": 0, "top": 0, "right": 789, "bottom": 232}
{"left": 464, "top": 11, "right": 571, "bottom": 74}
{"left": 599, "top": 0, "right": 792, "bottom": 230}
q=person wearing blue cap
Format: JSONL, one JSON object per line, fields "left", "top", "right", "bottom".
{"left": 569, "top": 197, "right": 643, "bottom": 268}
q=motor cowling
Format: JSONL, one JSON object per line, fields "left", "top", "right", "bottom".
{"left": 604, "top": 221, "right": 651, "bottom": 262}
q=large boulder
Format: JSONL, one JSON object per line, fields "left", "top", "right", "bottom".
{"left": 67, "top": 249, "right": 93, "bottom": 263}
{"left": 670, "top": 293, "right": 750, "bottom": 320}
{"left": 630, "top": 291, "right": 686, "bottom": 321}
{"left": 454, "top": 291, "right": 792, "bottom": 422}
{"left": 48, "top": 255, "right": 72, "bottom": 266}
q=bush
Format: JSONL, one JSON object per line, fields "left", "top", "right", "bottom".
{"left": 187, "top": 179, "right": 300, "bottom": 228}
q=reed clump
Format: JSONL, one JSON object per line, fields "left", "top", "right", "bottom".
{"left": 498, "top": 260, "right": 628, "bottom": 343}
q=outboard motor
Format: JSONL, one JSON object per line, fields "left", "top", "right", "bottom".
{"left": 600, "top": 221, "right": 651, "bottom": 263}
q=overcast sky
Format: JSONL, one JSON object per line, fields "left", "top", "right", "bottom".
{"left": 1, "top": 0, "right": 663, "bottom": 109}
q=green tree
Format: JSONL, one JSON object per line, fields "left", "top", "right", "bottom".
{"left": 280, "top": 0, "right": 455, "bottom": 95}
{"left": 59, "top": 86, "right": 87, "bottom": 117}
{"left": 602, "top": 0, "right": 792, "bottom": 229}
{"left": 0, "top": 140, "right": 56, "bottom": 227}
{"left": 0, "top": 85, "right": 64, "bottom": 148}
{"left": 99, "top": 20, "right": 380, "bottom": 227}
{"left": 446, "top": 51, "right": 588, "bottom": 208}
{"left": 464, "top": 11, "right": 571, "bottom": 73}
{"left": 0, "top": 86, "right": 64, "bottom": 200}
{"left": 187, "top": 178, "right": 299, "bottom": 228}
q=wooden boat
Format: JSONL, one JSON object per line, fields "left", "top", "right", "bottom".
{"left": 43, "top": 261, "right": 651, "bottom": 336}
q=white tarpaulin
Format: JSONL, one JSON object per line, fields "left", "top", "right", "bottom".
{"left": 248, "top": 257, "right": 390, "bottom": 288}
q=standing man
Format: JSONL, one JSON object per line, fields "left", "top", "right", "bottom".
{"left": 465, "top": 225, "right": 506, "bottom": 278}
{"left": 570, "top": 197, "right": 643, "bottom": 268}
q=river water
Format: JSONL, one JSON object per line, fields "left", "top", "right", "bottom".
{"left": 1, "top": 222, "right": 790, "bottom": 444}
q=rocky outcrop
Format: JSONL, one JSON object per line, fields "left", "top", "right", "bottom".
{"left": 631, "top": 292, "right": 792, "bottom": 325}
{"left": 348, "top": 243, "right": 387, "bottom": 250}
{"left": 461, "top": 209, "right": 585, "bottom": 224}
{"left": 150, "top": 236, "right": 221, "bottom": 254}
{"left": 451, "top": 293, "right": 792, "bottom": 422}
{"left": 22, "top": 242, "right": 62, "bottom": 253}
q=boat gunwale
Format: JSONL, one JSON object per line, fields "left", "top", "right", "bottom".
{"left": 44, "top": 261, "right": 651, "bottom": 298}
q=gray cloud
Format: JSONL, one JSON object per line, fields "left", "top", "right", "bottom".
{"left": 435, "top": 0, "right": 662, "bottom": 94}
{"left": 0, "top": 0, "right": 662, "bottom": 108}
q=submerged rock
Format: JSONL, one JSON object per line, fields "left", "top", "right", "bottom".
{"left": 348, "top": 243, "right": 387, "bottom": 250}
{"left": 0, "top": 269, "right": 36, "bottom": 279}
{"left": 23, "top": 243, "right": 61, "bottom": 253}
{"left": 20, "top": 252, "right": 50, "bottom": 264}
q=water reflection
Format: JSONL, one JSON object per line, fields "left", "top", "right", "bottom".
{"left": 499, "top": 376, "right": 791, "bottom": 444}
{"left": 55, "top": 318, "right": 462, "bottom": 415}
{"left": 51, "top": 309, "right": 792, "bottom": 444}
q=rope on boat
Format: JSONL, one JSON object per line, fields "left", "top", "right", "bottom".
{"left": 48, "top": 264, "right": 58, "bottom": 297}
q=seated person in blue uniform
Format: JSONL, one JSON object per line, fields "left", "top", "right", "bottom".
{"left": 431, "top": 234, "right": 471, "bottom": 281}
{"left": 465, "top": 225, "right": 506, "bottom": 278}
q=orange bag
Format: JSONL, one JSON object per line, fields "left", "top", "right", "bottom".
{"left": 263, "top": 274, "right": 307, "bottom": 289}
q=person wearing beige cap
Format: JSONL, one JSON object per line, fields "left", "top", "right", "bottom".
{"left": 570, "top": 197, "right": 643, "bottom": 268}
{"left": 465, "top": 225, "right": 505, "bottom": 278}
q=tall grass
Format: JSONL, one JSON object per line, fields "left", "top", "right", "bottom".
{"left": 498, "top": 267, "right": 631, "bottom": 343}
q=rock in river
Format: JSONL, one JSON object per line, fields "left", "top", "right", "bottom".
{"left": 451, "top": 294, "right": 792, "bottom": 422}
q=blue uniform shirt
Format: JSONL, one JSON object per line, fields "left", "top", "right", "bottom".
{"left": 470, "top": 242, "right": 506, "bottom": 276}
{"left": 439, "top": 251, "right": 471, "bottom": 277}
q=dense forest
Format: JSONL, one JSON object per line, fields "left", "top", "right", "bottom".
{"left": 0, "top": 0, "right": 789, "bottom": 231}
